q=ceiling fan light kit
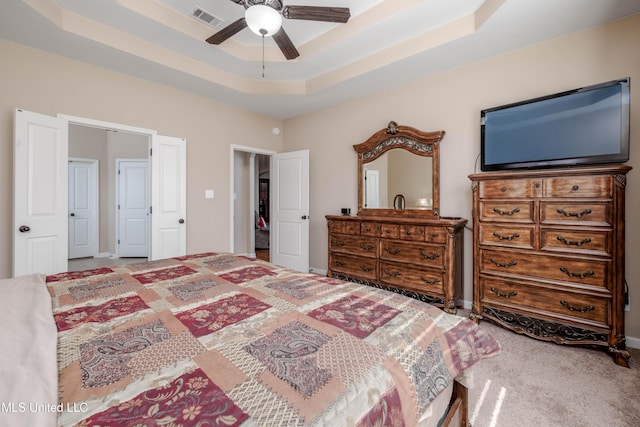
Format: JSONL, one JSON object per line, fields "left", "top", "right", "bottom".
{"left": 245, "top": 4, "right": 282, "bottom": 36}
{"left": 206, "top": 0, "right": 351, "bottom": 61}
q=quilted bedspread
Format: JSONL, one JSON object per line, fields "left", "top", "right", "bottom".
{"left": 46, "top": 253, "right": 499, "bottom": 426}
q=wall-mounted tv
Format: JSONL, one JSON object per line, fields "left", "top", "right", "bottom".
{"left": 481, "top": 78, "right": 630, "bottom": 171}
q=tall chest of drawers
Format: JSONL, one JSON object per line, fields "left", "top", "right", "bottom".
{"left": 469, "top": 165, "right": 631, "bottom": 366}
{"left": 326, "top": 215, "right": 467, "bottom": 313}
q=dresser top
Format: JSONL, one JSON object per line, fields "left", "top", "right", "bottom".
{"left": 326, "top": 214, "right": 467, "bottom": 228}
{"left": 469, "top": 164, "right": 631, "bottom": 181}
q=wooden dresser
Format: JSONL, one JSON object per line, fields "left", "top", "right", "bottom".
{"left": 469, "top": 165, "right": 631, "bottom": 366}
{"left": 326, "top": 215, "right": 467, "bottom": 313}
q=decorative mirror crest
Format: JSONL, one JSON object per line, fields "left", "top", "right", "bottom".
{"left": 362, "top": 136, "right": 433, "bottom": 161}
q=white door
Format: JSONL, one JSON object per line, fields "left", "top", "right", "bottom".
{"left": 118, "top": 160, "right": 149, "bottom": 257}
{"left": 150, "top": 135, "right": 186, "bottom": 260}
{"left": 13, "top": 109, "right": 68, "bottom": 276}
{"left": 271, "top": 150, "right": 309, "bottom": 272}
{"left": 68, "top": 159, "right": 98, "bottom": 259}
{"left": 365, "top": 169, "right": 380, "bottom": 208}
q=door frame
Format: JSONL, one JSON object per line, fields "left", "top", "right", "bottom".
{"left": 229, "top": 145, "right": 276, "bottom": 256}
{"left": 68, "top": 157, "right": 99, "bottom": 259}
{"left": 115, "top": 158, "right": 150, "bottom": 258}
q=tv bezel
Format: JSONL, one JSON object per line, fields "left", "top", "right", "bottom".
{"left": 480, "top": 78, "right": 630, "bottom": 171}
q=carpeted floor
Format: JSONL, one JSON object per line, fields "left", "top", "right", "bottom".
{"left": 468, "top": 315, "right": 640, "bottom": 427}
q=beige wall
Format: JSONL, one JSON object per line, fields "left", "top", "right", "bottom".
{"left": 282, "top": 14, "right": 640, "bottom": 339}
{"left": 0, "top": 38, "right": 283, "bottom": 277}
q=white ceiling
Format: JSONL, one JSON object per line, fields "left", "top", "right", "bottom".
{"left": 1, "top": 0, "right": 639, "bottom": 119}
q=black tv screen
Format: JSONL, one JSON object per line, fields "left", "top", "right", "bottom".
{"left": 481, "top": 78, "right": 630, "bottom": 171}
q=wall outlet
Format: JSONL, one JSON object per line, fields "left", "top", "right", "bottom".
{"left": 205, "top": 189, "right": 214, "bottom": 199}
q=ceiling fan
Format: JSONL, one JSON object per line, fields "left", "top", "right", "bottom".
{"left": 206, "top": 0, "right": 351, "bottom": 60}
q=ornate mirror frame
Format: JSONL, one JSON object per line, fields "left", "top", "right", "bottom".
{"left": 354, "top": 121, "right": 444, "bottom": 217}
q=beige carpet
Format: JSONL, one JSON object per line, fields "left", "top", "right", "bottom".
{"left": 468, "top": 316, "right": 640, "bottom": 427}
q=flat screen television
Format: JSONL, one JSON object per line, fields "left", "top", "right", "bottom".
{"left": 480, "top": 78, "right": 630, "bottom": 171}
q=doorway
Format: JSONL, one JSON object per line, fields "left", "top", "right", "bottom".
{"left": 230, "top": 146, "right": 275, "bottom": 259}
{"left": 67, "top": 124, "right": 150, "bottom": 269}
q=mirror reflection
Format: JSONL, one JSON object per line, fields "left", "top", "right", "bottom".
{"left": 363, "top": 150, "right": 433, "bottom": 210}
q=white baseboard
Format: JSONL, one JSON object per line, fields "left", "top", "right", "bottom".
{"left": 626, "top": 335, "right": 640, "bottom": 349}
{"left": 309, "top": 267, "right": 327, "bottom": 275}
{"left": 96, "top": 252, "right": 113, "bottom": 258}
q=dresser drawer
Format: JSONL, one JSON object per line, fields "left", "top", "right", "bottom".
{"left": 399, "top": 224, "right": 425, "bottom": 241}
{"left": 479, "top": 224, "right": 535, "bottom": 249}
{"left": 380, "top": 224, "right": 399, "bottom": 239}
{"left": 543, "top": 176, "right": 612, "bottom": 198}
{"left": 479, "top": 278, "right": 609, "bottom": 327}
{"left": 480, "top": 249, "right": 609, "bottom": 289}
{"left": 541, "top": 202, "right": 610, "bottom": 226}
{"left": 329, "top": 253, "right": 377, "bottom": 281}
{"left": 360, "top": 222, "right": 381, "bottom": 237}
{"left": 425, "top": 226, "right": 447, "bottom": 243}
{"left": 328, "top": 220, "right": 360, "bottom": 235}
{"left": 380, "top": 240, "right": 445, "bottom": 268}
{"left": 479, "top": 178, "right": 542, "bottom": 199}
{"left": 380, "top": 261, "right": 444, "bottom": 295}
{"left": 329, "top": 235, "right": 378, "bottom": 258}
{"left": 541, "top": 228, "right": 611, "bottom": 256}
{"left": 480, "top": 201, "right": 535, "bottom": 223}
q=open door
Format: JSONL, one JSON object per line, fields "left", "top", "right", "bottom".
{"left": 13, "top": 109, "right": 68, "bottom": 276}
{"left": 150, "top": 135, "right": 187, "bottom": 260}
{"left": 270, "top": 150, "right": 309, "bottom": 272}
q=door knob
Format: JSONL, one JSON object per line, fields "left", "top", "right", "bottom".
{"left": 70, "top": 213, "right": 75, "bottom": 216}
{"left": 301, "top": 215, "right": 309, "bottom": 220}
{"left": 179, "top": 218, "right": 185, "bottom": 224}
{"left": 19, "top": 225, "right": 31, "bottom": 233}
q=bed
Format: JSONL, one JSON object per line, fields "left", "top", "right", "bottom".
{"left": 1, "top": 253, "right": 499, "bottom": 426}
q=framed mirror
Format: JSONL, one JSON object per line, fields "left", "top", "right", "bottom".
{"left": 354, "top": 121, "right": 444, "bottom": 217}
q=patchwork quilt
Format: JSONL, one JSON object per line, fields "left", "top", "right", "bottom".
{"left": 47, "top": 253, "right": 499, "bottom": 426}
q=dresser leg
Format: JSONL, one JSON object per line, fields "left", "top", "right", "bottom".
{"left": 609, "top": 346, "right": 631, "bottom": 368}
{"left": 469, "top": 310, "right": 483, "bottom": 323}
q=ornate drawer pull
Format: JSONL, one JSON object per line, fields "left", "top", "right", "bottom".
{"left": 420, "top": 276, "right": 441, "bottom": 285}
{"left": 557, "top": 236, "right": 592, "bottom": 246}
{"left": 332, "top": 240, "right": 345, "bottom": 247}
{"left": 571, "top": 185, "right": 580, "bottom": 191}
{"left": 489, "top": 258, "right": 517, "bottom": 268}
{"left": 560, "top": 300, "right": 595, "bottom": 313}
{"left": 360, "top": 265, "right": 374, "bottom": 272}
{"left": 385, "top": 248, "right": 401, "bottom": 255}
{"left": 556, "top": 208, "right": 592, "bottom": 218}
{"left": 420, "top": 250, "right": 441, "bottom": 260}
{"left": 335, "top": 261, "right": 345, "bottom": 267}
{"left": 383, "top": 269, "right": 401, "bottom": 278}
{"left": 493, "top": 231, "right": 520, "bottom": 241}
{"left": 490, "top": 287, "right": 517, "bottom": 298}
{"left": 359, "top": 243, "right": 375, "bottom": 251}
{"left": 559, "top": 267, "right": 594, "bottom": 279}
{"left": 493, "top": 207, "right": 520, "bottom": 216}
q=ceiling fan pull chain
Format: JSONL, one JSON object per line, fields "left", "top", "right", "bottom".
{"left": 261, "top": 29, "right": 267, "bottom": 78}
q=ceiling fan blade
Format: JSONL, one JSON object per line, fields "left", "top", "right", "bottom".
{"left": 206, "top": 18, "right": 247, "bottom": 45}
{"left": 282, "top": 6, "right": 350, "bottom": 23}
{"left": 273, "top": 27, "right": 300, "bottom": 60}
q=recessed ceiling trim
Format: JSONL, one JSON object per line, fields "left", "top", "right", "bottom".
{"left": 20, "top": 0, "right": 504, "bottom": 96}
